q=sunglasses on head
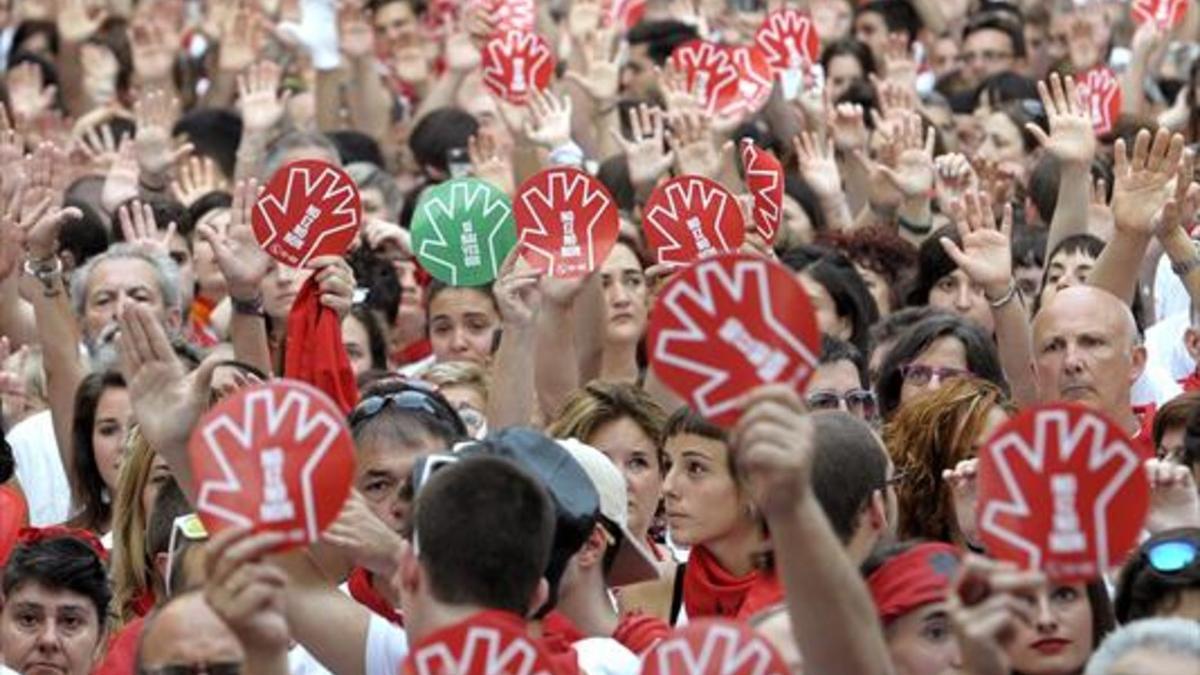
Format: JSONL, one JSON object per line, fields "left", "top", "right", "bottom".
{"left": 348, "top": 381, "right": 467, "bottom": 437}
{"left": 165, "top": 514, "right": 208, "bottom": 597}
{"left": 1144, "top": 534, "right": 1199, "bottom": 574}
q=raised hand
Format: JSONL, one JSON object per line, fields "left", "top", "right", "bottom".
{"left": 171, "top": 155, "right": 228, "bottom": 207}
{"left": 871, "top": 73, "right": 917, "bottom": 123}
{"left": 0, "top": 181, "right": 25, "bottom": 280}
{"left": 1027, "top": 73, "right": 1094, "bottom": 166}
{"left": 20, "top": 201, "right": 82, "bottom": 265}
{"left": 307, "top": 255, "right": 357, "bottom": 319}
{"left": 237, "top": 61, "right": 290, "bottom": 134}
{"left": 826, "top": 101, "right": 868, "bottom": 154}
{"left": 118, "top": 200, "right": 175, "bottom": 258}
{"left": 492, "top": 248, "right": 543, "bottom": 328}
{"left": 564, "top": 29, "right": 620, "bottom": 107}
{"left": 78, "top": 122, "right": 126, "bottom": 171}
{"left": 875, "top": 111, "right": 935, "bottom": 199}
{"left": 102, "top": 139, "right": 140, "bottom": 214}
{"left": 21, "top": 141, "right": 67, "bottom": 210}
{"left": 1111, "top": 127, "right": 1186, "bottom": 236}
{"left": 203, "top": 527, "right": 291, "bottom": 654}
{"left": 611, "top": 104, "right": 674, "bottom": 190}
{"left": 322, "top": 491, "right": 405, "bottom": 576}
{"left": 1066, "top": 12, "right": 1101, "bottom": 72}
{"left": 1155, "top": 149, "right": 1199, "bottom": 240}
{"left": 667, "top": 107, "right": 720, "bottom": 179}
{"left": 218, "top": 6, "right": 262, "bottom": 73}
{"left": 658, "top": 64, "right": 701, "bottom": 114}
{"left": 939, "top": 190, "right": 1014, "bottom": 299}
{"left": 794, "top": 131, "right": 841, "bottom": 201}
{"left": 880, "top": 33, "right": 917, "bottom": 91}
{"left": 338, "top": 0, "right": 376, "bottom": 61}
{"left": 134, "top": 89, "right": 190, "bottom": 178}
{"left": 56, "top": 0, "right": 106, "bottom": 43}
{"left": 946, "top": 556, "right": 1044, "bottom": 675}
{"left": 6, "top": 63, "right": 57, "bottom": 125}
{"left": 197, "top": 178, "right": 272, "bottom": 302}
{"left": 731, "top": 384, "right": 814, "bottom": 517}
{"left": 129, "top": 16, "right": 178, "bottom": 83}
{"left": 442, "top": 16, "right": 482, "bottom": 74}
{"left": 362, "top": 218, "right": 411, "bottom": 255}
{"left": 934, "top": 153, "right": 978, "bottom": 215}
{"left": 1144, "top": 458, "right": 1200, "bottom": 533}
{"left": 567, "top": 0, "right": 603, "bottom": 38}
{"left": 942, "top": 458, "right": 980, "bottom": 546}
{"left": 522, "top": 88, "right": 573, "bottom": 150}
{"left": 468, "top": 131, "right": 514, "bottom": 195}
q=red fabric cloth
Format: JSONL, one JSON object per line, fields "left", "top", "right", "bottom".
{"left": 682, "top": 545, "right": 784, "bottom": 621}
{"left": 16, "top": 525, "right": 107, "bottom": 562}
{"left": 1180, "top": 371, "right": 1200, "bottom": 393}
{"left": 187, "top": 296, "right": 220, "bottom": 348}
{"left": 402, "top": 610, "right": 573, "bottom": 675}
{"left": 92, "top": 616, "right": 145, "bottom": 675}
{"left": 1133, "top": 402, "right": 1157, "bottom": 456}
{"left": 348, "top": 566, "right": 404, "bottom": 626}
{"left": 866, "top": 542, "right": 961, "bottom": 626}
{"left": 284, "top": 277, "right": 359, "bottom": 414}
{"left": 537, "top": 613, "right": 584, "bottom": 675}
{"left": 612, "top": 612, "right": 672, "bottom": 655}
{"left": 395, "top": 338, "right": 432, "bottom": 367}
{"left": 0, "top": 485, "right": 28, "bottom": 567}
{"left": 128, "top": 588, "right": 156, "bottom": 618}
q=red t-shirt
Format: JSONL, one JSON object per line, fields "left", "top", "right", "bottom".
{"left": 0, "top": 485, "right": 27, "bottom": 567}
{"left": 401, "top": 610, "right": 574, "bottom": 675}
{"left": 92, "top": 616, "right": 145, "bottom": 675}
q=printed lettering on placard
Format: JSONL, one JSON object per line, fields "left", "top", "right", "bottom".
{"left": 418, "top": 182, "right": 512, "bottom": 284}
{"left": 644, "top": 177, "right": 740, "bottom": 264}
{"left": 255, "top": 164, "right": 359, "bottom": 267}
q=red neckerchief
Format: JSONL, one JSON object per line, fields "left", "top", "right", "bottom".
{"left": 402, "top": 610, "right": 571, "bottom": 675}
{"left": 348, "top": 566, "right": 404, "bottom": 626}
{"left": 535, "top": 612, "right": 584, "bottom": 675}
{"left": 683, "top": 545, "right": 783, "bottom": 621}
{"left": 283, "top": 277, "right": 360, "bottom": 414}
{"left": 1181, "top": 371, "right": 1200, "bottom": 393}
{"left": 1132, "top": 403, "right": 1157, "bottom": 456}
{"left": 92, "top": 615, "right": 145, "bottom": 675}
{"left": 395, "top": 338, "right": 432, "bottom": 367}
{"left": 612, "top": 612, "right": 671, "bottom": 655}
{"left": 129, "top": 587, "right": 156, "bottom": 618}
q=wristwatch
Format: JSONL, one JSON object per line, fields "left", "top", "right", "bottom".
{"left": 231, "top": 293, "right": 266, "bottom": 317}
{"left": 23, "top": 255, "right": 62, "bottom": 289}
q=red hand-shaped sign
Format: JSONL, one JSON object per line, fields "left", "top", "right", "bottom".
{"left": 643, "top": 620, "right": 789, "bottom": 675}
{"left": 1078, "top": 67, "right": 1122, "bottom": 137}
{"left": 1132, "top": 0, "right": 1187, "bottom": 30}
{"left": 251, "top": 160, "right": 362, "bottom": 268}
{"left": 648, "top": 253, "right": 821, "bottom": 428}
{"left": 403, "top": 612, "right": 557, "bottom": 675}
{"left": 754, "top": 8, "right": 821, "bottom": 75}
{"left": 977, "top": 403, "right": 1152, "bottom": 582}
{"left": 481, "top": 30, "right": 555, "bottom": 105}
{"left": 643, "top": 175, "right": 745, "bottom": 265}
{"left": 740, "top": 140, "right": 783, "bottom": 243}
{"left": 514, "top": 167, "right": 620, "bottom": 278}
{"left": 669, "top": 40, "right": 772, "bottom": 119}
{"left": 470, "top": 0, "right": 535, "bottom": 32}
{"left": 187, "top": 379, "right": 356, "bottom": 550}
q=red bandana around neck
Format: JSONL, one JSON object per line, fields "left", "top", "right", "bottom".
{"left": 284, "top": 276, "right": 359, "bottom": 414}
{"left": 682, "top": 545, "right": 783, "bottom": 621}
{"left": 348, "top": 567, "right": 404, "bottom": 626}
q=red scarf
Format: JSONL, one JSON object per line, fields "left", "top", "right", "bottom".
{"left": 612, "top": 612, "right": 671, "bottom": 655}
{"left": 1180, "top": 371, "right": 1200, "bottom": 393}
{"left": 682, "top": 545, "right": 783, "bottom": 621}
{"left": 348, "top": 567, "right": 404, "bottom": 626}
{"left": 284, "top": 277, "right": 359, "bottom": 414}
{"left": 395, "top": 338, "right": 432, "bottom": 367}
{"left": 130, "top": 587, "right": 156, "bottom": 618}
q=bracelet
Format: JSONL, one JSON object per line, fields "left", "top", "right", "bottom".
{"left": 231, "top": 293, "right": 265, "bottom": 317}
{"left": 985, "top": 279, "right": 1020, "bottom": 308}
{"left": 23, "top": 256, "right": 63, "bottom": 290}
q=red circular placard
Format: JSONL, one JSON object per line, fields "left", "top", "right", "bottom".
{"left": 514, "top": 167, "right": 620, "bottom": 278}
{"left": 754, "top": 8, "right": 821, "bottom": 75}
{"left": 402, "top": 611, "right": 558, "bottom": 675}
{"left": 481, "top": 30, "right": 555, "bottom": 105}
{"left": 1079, "top": 67, "right": 1122, "bottom": 137}
{"left": 187, "top": 379, "right": 356, "bottom": 550}
{"left": 976, "top": 402, "right": 1152, "bottom": 582}
{"left": 642, "top": 620, "right": 789, "bottom": 675}
{"left": 669, "top": 41, "right": 771, "bottom": 119}
{"left": 1131, "top": 0, "right": 1187, "bottom": 30}
{"left": 647, "top": 253, "right": 820, "bottom": 428}
{"left": 643, "top": 175, "right": 745, "bottom": 265}
{"left": 251, "top": 159, "right": 362, "bottom": 268}
{"left": 740, "top": 140, "right": 783, "bottom": 243}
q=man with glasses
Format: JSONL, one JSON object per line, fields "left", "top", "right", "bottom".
{"left": 808, "top": 336, "right": 879, "bottom": 424}
{"left": 959, "top": 13, "right": 1026, "bottom": 90}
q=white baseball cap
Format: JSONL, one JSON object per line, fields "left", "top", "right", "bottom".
{"left": 557, "top": 438, "right": 661, "bottom": 586}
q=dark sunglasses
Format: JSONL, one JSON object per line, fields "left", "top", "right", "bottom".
{"left": 348, "top": 382, "right": 467, "bottom": 437}
{"left": 1144, "top": 535, "right": 1199, "bottom": 574}
{"left": 806, "top": 389, "right": 878, "bottom": 417}
{"left": 145, "top": 663, "right": 241, "bottom": 675}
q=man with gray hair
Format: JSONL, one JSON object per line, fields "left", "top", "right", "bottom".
{"left": 1084, "top": 617, "right": 1200, "bottom": 675}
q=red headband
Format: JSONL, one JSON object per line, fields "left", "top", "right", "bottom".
{"left": 16, "top": 526, "right": 109, "bottom": 563}
{"left": 867, "top": 542, "right": 961, "bottom": 626}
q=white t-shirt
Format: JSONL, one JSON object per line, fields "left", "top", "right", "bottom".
{"left": 365, "top": 614, "right": 410, "bottom": 675}
{"left": 1146, "top": 310, "right": 1195, "bottom": 381}
{"left": 7, "top": 410, "right": 71, "bottom": 526}
{"left": 1132, "top": 361, "right": 1184, "bottom": 408}
{"left": 575, "top": 637, "right": 641, "bottom": 675}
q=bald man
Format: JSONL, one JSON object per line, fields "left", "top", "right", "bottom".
{"left": 1032, "top": 286, "right": 1147, "bottom": 437}
{"left": 136, "top": 593, "right": 247, "bottom": 674}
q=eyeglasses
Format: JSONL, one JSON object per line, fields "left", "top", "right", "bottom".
{"left": 165, "top": 514, "right": 208, "bottom": 597}
{"left": 1144, "top": 535, "right": 1198, "bottom": 574}
{"left": 348, "top": 382, "right": 467, "bottom": 437}
{"left": 900, "top": 364, "right": 970, "bottom": 387}
{"left": 144, "top": 662, "right": 241, "bottom": 675}
{"left": 806, "top": 389, "right": 878, "bottom": 418}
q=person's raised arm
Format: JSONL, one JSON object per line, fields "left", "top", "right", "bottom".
{"left": 533, "top": 274, "right": 590, "bottom": 421}
{"left": 1089, "top": 128, "right": 1185, "bottom": 304}
{"left": 733, "top": 385, "right": 895, "bottom": 675}
{"left": 610, "top": 104, "right": 674, "bottom": 207}
{"left": 488, "top": 251, "right": 542, "bottom": 429}
{"left": 412, "top": 9, "right": 490, "bottom": 124}
{"left": 204, "top": 527, "right": 293, "bottom": 675}
{"left": 0, "top": 134, "right": 36, "bottom": 348}
{"left": 53, "top": 0, "right": 105, "bottom": 116}
{"left": 1152, "top": 152, "right": 1200, "bottom": 307}
{"left": 1030, "top": 74, "right": 1097, "bottom": 257}
{"left": 196, "top": 179, "right": 273, "bottom": 375}
{"left": 794, "top": 131, "right": 853, "bottom": 231}
{"left": 335, "top": 0, "right": 392, "bottom": 141}
{"left": 939, "top": 191, "right": 1037, "bottom": 406}
{"left": 133, "top": 90, "right": 191, "bottom": 195}
{"left": 235, "top": 62, "right": 290, "bottom": 181}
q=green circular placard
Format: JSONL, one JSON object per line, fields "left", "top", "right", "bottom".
{"left": 411, "top": 178, "right": 517, "bottom": 286}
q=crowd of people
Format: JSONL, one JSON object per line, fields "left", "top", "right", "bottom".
{"left": 0, "top": 0, "right": 1198, "bottom": 673}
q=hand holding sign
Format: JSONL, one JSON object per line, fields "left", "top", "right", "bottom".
{"left": 642, "top": 620, "right": 790, "bottom": 675}
{"left": 643, "top": 175, "right": 745, "bottom": 265}
{"left": 411, "top": 177, "right": 517, "bottom": 286}
{"left": 251, "top": 160, "right": 362, "bottom": 268}
{"left": 976, "top": 403, "right": 1152, "bottom": 581}
{"left": 648, "top": 253, "right": 820, "bottom": 427}
{"left": 187, "top": 379, "right": 356, "bottom": 550}
{"left": 514, "top": 167, "right": 620, "bottom": 277}
{"left": 740, "top": 140, "right": 783, "bottom": 243}
{"left": 481, "top": 31, "right": 555, "bottom": 105}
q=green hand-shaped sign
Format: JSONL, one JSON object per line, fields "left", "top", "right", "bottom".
{"left": 411, "top": 178, "right": 517, "bottom": 286}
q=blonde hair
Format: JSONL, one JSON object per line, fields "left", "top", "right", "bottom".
{"left": 423, "top": 361, "right": 491, "bottom": 402}
{"left": 546, "top": 381, "right": 668, "bottom": 457}
{"left": 883, "top": 378, "right": 1014, "bottom": 544}
{"left": 108, "top": 426, "right": 160, "bottom": 628}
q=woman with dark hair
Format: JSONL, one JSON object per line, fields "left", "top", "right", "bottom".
{"left": 908, "top": 224, "right": 995, "bottom": 333}
{"left": 875, "top": 313, "right": 1008, "bottom": 420}
{"left": 779, "top": 246, "right": 879, "bottom": 356}
{"left": 67, "top": 371, "right": 130, "bottom": 536}
{"left": 1114, "top": 527, "right": 1200, "bottom": 624}
{"left": 1, "top": 530, "right": 110, "bottom": 675}
{"left": 342, "top": 304, "right": 391, "bottom": 377}
{"left": 821, "top": 225, "right": 918, "bottom": 317}
{"left": 820, "top": 38, "right": 876, "bottom": 103}
{"left": 420, "top": 280, "right": 501, "bottom": 369}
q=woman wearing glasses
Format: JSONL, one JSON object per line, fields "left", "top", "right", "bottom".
{"left": 806, "top": 336, "right": 879, "bottom": 424}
